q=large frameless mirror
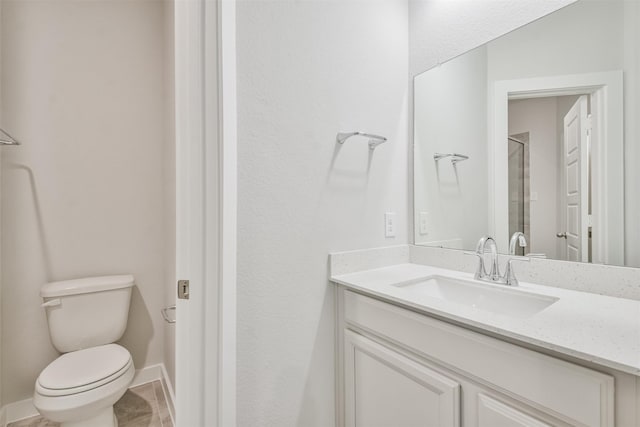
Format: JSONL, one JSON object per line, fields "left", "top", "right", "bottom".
{"left": 413, "top": 0, "right": 640, "bottom": 267}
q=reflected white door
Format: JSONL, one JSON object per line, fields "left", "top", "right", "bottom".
{"left": 562, "top": 95, "right": 589, "bottom": 262}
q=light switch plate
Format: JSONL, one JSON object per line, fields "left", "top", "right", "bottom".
{"left": 385, "top": 212, "right": 396, "bottom": 238}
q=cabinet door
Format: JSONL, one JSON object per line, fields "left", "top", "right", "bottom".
{"left": 344, "top": 330, "right": 460, "bottom": 427}
{"left": 477, "top": 394, "right": 553, "bottom": 427}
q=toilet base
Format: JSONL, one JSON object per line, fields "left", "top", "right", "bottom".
{"left": 60, "top": 406, "right": 117, "bottom": 427}
{"left": 34, "top": 352, "right": 134, "bottom": 427}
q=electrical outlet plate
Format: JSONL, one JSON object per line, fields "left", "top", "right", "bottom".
{"left": 419, "top": 211, "right": 429, "bottom": 235}
{"left": 385, "top": 212, "right": 396, "bottom": 238}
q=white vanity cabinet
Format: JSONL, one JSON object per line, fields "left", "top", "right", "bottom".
{"left": 336, "top": 288, "right": 637, "bottom": 427}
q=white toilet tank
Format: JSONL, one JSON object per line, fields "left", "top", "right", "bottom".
{"left": 41, "top": 275, "right": 135, "bottom": 353}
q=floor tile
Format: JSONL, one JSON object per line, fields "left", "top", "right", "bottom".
{"left": 7, "top": 380, "right": 173, "bottom": 427}
{"left": 6, "top": 417, "right": 59, "bottom": 427}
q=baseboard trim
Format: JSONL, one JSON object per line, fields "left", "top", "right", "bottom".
{"left": 3, "top": 398, "right": 37, "bottom": 426}
{"left": 160, "top": 363, "right": 176, "bottom": 423}
{"left": 2, "top": 363, "right": 174, "bottom": 426}
{"left": 130, "top": 363, "right": 163, "bottom": 388}
{"left": 0, "top": 405, "right": 6, "bottom": 427}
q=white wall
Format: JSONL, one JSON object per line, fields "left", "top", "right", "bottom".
{"left": 414, "top": 47, "right": 488, "bottom": 249}
{"left": 0, "top": 1, "right": 3, "bottom": 409}
{"left": 508, "top": 97, "right": 560, "bottom": 258}
{"left": 408, "top": 0, "right": 575, "bottom": 77}
{"left": 485, "top": 1, "right": 624, "bottom": 82}
{"left": 163, "top": 0, "right": 176, "bottom": 392}
{"left": 236, "top": 0, "right": 409, "bottom": 425}
{"left": 0, "top": 0, "right": 172, "bottom": 403}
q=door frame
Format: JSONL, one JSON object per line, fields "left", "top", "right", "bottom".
{"left": 491, "top": 71, "right": 623, "bottom": 265}
{"left": 175, "top": 0, "right": 237, "bottom": 425}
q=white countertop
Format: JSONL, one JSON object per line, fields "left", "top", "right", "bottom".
{"left": 331, "top": 263, "right": 640, "bottom": 376}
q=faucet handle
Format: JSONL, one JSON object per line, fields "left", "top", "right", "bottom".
{"left": 503, "top": 255, "right": 530, "bottom": 286}
{"left": 464, "top": 251, "right": 489, "bottom": 281}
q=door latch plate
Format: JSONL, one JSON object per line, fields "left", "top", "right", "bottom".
{"left": 178, "top": 279, "right": 190, "bottom": 299}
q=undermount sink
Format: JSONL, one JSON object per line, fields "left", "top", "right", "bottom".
{"left": 393, "top": 275, "right": 558, "bottom": 318}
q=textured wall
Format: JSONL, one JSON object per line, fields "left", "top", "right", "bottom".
{"left": 408, "top": 0, "right": 575, "bottom": 77}
{"left": 0, "top": 0, "right": 171, "bottom": 403}
{"left": 163, "top": 0, "right": 176, "bottom": 393}
{"left": 236, "top": 0, "right": 409, "bottom": 425}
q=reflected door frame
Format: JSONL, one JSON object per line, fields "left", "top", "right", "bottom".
{"left": 491, "top": 71, "right": 623, "bottom": 265}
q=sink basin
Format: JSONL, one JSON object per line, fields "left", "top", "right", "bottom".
{"left": 393, "top": 275, "right": 558, "bottom": 318}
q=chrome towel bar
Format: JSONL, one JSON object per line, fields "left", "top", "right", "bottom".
{"left": 336, "top": 131, "right": 387, "bottom": 150}
{"left": 433, "top": 152, "right": 469, "bottom": 164}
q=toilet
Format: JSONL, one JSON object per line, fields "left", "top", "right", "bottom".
{"left": 33, "top": 275, "right": 136, "bottom": 427}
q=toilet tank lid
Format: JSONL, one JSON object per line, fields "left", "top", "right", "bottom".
{"left": 41, "top": 275, "right": 135, "bottom": 298}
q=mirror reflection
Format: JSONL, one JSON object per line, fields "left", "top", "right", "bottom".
{"left": 413, "top": 0, "right": 639, "bottom": 267}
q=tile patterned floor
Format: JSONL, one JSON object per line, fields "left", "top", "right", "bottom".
{"left": 7, "top": 380, "right": 173, "bottom": 427}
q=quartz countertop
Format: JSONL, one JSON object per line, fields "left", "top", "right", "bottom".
{"left": 331, "top": 263, "right": 640, "bottom": 376}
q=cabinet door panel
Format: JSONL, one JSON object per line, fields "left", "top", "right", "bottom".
{"left": 345, "top": 330, "right": 460, "bottom": 427}
{"left": 478, "top": 394, "right": 553, "bottom": 427}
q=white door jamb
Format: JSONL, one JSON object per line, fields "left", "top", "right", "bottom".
{"left": 175, "top": 0, "right": 237, "bottom": 425}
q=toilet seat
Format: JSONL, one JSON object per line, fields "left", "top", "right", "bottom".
{"left": 36, "top": 344, "right": 132, "bottom": 397}
{"left": 33, "top": 346, "right": 134, "bottom": 426}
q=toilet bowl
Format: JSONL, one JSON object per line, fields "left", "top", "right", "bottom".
{"left": 34, "top": 275, "right": 135, "bottom": 427}
{"left": 34, "top": 344, "right": 134, "bottom": 427}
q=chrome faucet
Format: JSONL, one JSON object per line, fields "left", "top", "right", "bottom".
{"left": 474, "top": 236, "right": 501, "bottom": 282}
{"left": 509, "top": 232, "right": 527, "bottom": 255}
{"left": 466, "top": 235, "right": 530, "bottom": 287}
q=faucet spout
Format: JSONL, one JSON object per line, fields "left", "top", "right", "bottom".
{"left": 474, "top": 236, "right": 500, "bottom": 281}
{"left": 465, "top": 235, "right": 531, "bottom": 286}
{"left": 509, "top": 232, "right": 527, "bottom": 255}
